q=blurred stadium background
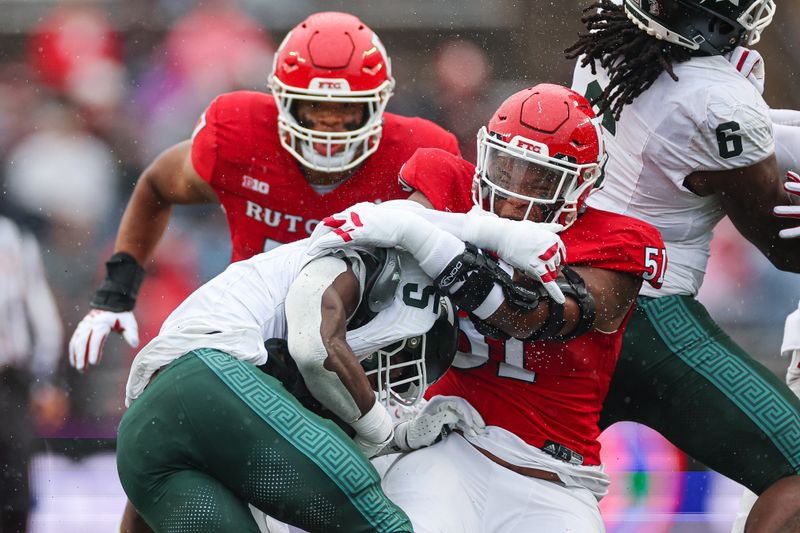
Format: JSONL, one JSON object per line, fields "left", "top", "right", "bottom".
{"left": 0, "top": 0, "right": 798, "bottom": 531}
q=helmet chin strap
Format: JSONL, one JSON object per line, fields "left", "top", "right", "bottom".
{"left": 300, "top": 140, "right": 360, "bottom": 172}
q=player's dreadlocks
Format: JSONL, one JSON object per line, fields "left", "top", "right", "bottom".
{"left": 565, "top": 0, "right": 693, "bottom": 120}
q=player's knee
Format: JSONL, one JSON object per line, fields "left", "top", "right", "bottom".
{"left": 747, "top": 476, "right": 800, "bottom": 533}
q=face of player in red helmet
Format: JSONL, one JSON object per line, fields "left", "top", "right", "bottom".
{"left": 472, "top": 84, "right": 607, "bottom": 229}
{"left": 269, "top": 12, "right": 394, "bottom": 173}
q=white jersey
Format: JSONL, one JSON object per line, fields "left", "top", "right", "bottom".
{"left": 0, "top": 216, "right": 62, "bottom": 377}
{"left": 125, "top": 240, "right": 439, "bottom": 404}
{"left": 572, "top": 55, "right": 774, "bottom": 296}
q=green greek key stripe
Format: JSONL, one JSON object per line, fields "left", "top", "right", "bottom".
{"left": 195, "top": 349, "right": 409, "bottom": 533}
{"left": 640, "top": 296, "right": 800, "bottom": 471}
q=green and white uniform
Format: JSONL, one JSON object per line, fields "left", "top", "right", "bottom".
{"left": 572, "top": 55, "right": 800, "bottom": 492}
{"left": 117, "top": 240, "right": 437, "bottom": 532}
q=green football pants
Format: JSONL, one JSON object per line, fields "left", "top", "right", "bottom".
{"left": 117, "top": 348, "right": 412, "bottom": 532}
{"left": 601, "top": 295, "right": 800, "bottom": 493}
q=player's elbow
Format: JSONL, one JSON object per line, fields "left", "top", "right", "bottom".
{"left": 287, "top": 326, "right": 328, "bottom": 375}
{"left": 285, "top": 278, "right": 346, "bottom": 375}
{"left": 137, "top": 163, "right": 171, "bottom": 205}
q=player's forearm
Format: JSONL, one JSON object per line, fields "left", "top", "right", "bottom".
{"left": 379, "top": 199, "right": 471, "bottom": 241}
{"left": 771, "top": 109, "right": 800, "bottom": 128}
{"left": 758, "top": 234, "right": 800, "bottom": 272}
{"left": 724, "top": 196, "right": 800, "bottom": 272}
{"left": 114, "top": 141, "right": 213, "bottom": 265}
{"left": 287, "top": 259, "right": 376, "bottom": 425}
{"left": 483, "top": 300, "right": 551, "bottom": 339}
{"left": 113, "top": 174, "right": 173, "bottom": 265}
{"left": 319, "top": 336, "right": 376, "bottom": 415}
{"left": 774, "top": 124, "right": 800, "bottom": 177}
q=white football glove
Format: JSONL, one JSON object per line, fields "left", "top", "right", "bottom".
{"left": 391, "top": 395, "right": 485, "bottom": 452}
{"left": 729, "top": 46, "right": 765, "bottom": 95}
{"left": 775, "top": 171, "right": 800, "bottom": 239}
{"left": 463, "top": 206, "right": 566, "bottom": 303}
{"left": 308, "top": 202, "right": 412, "bottom": 250}
{"left": 307, "top": 202, "right": 466, "bottom": 280}
{"left": 68, "top": 309, "right": 139, "bottom": 372}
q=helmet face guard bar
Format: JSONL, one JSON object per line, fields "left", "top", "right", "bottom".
{"left": 738, "top": 0, "right": 775, "bottom": 45}
{"left": 361, "top": 296, "right": 457, "bottom": 407}
{"left": 362, "top": 335, "right": 428, "bottom": 407}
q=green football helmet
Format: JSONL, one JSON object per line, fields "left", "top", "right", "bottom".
{"left": 623, "top": 0, "right": 775, "bottom": 55}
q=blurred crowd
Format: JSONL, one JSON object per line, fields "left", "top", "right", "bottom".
{"left": 0, "top": 0, "right": 797, "bottom": 438}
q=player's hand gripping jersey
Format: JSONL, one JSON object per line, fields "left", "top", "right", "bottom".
{"left": 401, "top": 148, "right": 666, "bottom": 474}
{"left": 191, "top": 91, "right": 460, "bottom": 261}
{"left": 571, "top": 56, "right": 773, "bottom": 296}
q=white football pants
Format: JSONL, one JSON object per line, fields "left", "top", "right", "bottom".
{"left": 382, "top": 432, "right": 604, "bottom": 533}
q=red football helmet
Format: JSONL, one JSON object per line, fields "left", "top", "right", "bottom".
{"left": 268, "top": 12, "right": 394, "bottom": 172}
{"left": 473, "top": 84, "right": 606, "bottom": 228}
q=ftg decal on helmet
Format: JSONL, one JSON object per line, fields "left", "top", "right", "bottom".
{"left": 623, "top": 0, "right": 775, "bottom": 55}
{"left": 473, "top": 84, "right": 606, "bottom": 229}
{"left": 269, "top": 12, "right": 395, "bottom": 172}
{"left": 361, "top": 296, "right": 458, "bottom": 407}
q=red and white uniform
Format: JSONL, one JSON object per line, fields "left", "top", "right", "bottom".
{"left": 191, "top": 91, "right": 460, "bottom": 261}
{"left": 382, "top": 149, "right": 665, "bottom": 533}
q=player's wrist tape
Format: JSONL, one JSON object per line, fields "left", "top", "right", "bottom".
{"left": 517, "top": 267, "right": 595, "bottom": 342}
{"left": 515, "top": 268, "right": 597, "bottom": 342}
{"left": 89, "top": 252, "right": 145, "bottom": 312}
{"left": 467, "top": 267, "right": 565, "bottom": 341}
{"left": 550, "top": 266, "right": 595, "bottom": 340}
{"left": 351, "top": 400, "right": 393, "bottom": 445}
{"left": 437, "top": 244, "right": 530, "bottom": 319}
{"left": 447, "top": 268, "right": 506, "bottom": 320}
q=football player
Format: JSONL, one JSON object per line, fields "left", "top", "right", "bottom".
{"left": 116, "top": 223, "right": 505, "bottom": 532}
{"left": 68, "top": 11, "right": 460, "bottom": 372}
{"left": 727, "top": 45, "right": 800, "bottom": 238}
{"left": 310, "top": 84, "right": 666, "bottom": 532}
{"left": 724, "top": 45, "right": 800, "bottom": 532}
{"left": 117, "top": 177, "right": 569, "bottom": 532}
{"left": 565, "top": 1, "right": 800, "bottom": 531}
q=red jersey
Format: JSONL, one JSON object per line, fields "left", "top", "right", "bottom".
{"left": 191, "top": 92, "right": 460, "bottom": 262}
{"left": 403, "top": 148, "right": 666, "bottom": 465}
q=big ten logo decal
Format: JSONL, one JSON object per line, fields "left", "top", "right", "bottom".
{"left": 242, "top": 175, "right": 270, "bottom": 195}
